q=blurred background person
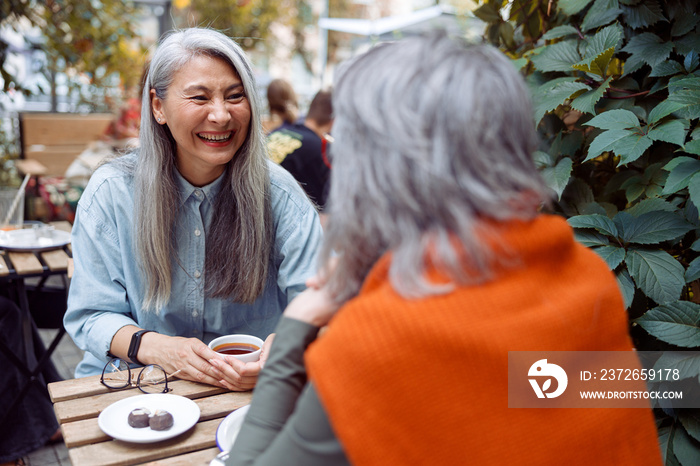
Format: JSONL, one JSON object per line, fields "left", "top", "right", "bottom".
{"left": 267, "top": 89, "right": 333, "bottom": 224}
{"left": 263, "top": 78, "right": 298, "bottom": 134}
{"left": 226, "top": 31, "right": 662, "bottom": 465}
{"left": 64, "top": 28, "right": 322, "bottom": 392}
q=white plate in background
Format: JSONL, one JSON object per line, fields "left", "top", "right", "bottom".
{"left": 0, "top": 228, "right": 71, "bottom": 251}
{"left": 216, "top": 405, "right": 250, "bottom": 451}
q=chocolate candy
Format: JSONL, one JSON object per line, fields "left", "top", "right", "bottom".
{"left": 127, "top": 408, "right": 151, "bottom": 428}
{"left": 149, "top": 409, "right": 174, "bottom": 431}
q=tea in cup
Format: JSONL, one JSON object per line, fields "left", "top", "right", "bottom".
{"left": 208, "top": 334, "right": 263, "bottom": 363}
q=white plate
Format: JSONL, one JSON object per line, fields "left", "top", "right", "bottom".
{"left": 98, "top": 394, "right": 200, "bottom": 444}
{"left": 216, "top": 405, "right": 250, "bottom": 451}
{"left": 0, "top": 228, "right": 71, "bottom": 251}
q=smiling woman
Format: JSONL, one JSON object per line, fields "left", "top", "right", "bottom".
{"left": 63, "top": 28, "right": 323, "bottom": 392}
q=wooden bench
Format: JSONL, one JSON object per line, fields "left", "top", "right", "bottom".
{"left": 18, "top": 112, "right": 113, "bottom": 177}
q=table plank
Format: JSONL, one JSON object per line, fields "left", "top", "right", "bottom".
{"left": 68, "top": 418, "right": 221, "bottom": 466}
{"left": 61, "top": 393, "right": 251, "bottom": 448}
{"left": 53, "top": 380, "right": 235, "bottom": 423}
{"left": 50, "top": 376, "right": 228, "bottom": 404}
{"left": 141, "top": 447, "right": 221, "bottom": 466}
{"left": 0, "top": 254, "right": 9, "bottom": 276}
{"left": 50, "top": 220, "right": 72, "bottom": 233}
{"left": 7, "top": 251, "right": 43, "bottom": 274}
{"left": 41, "top": 248, "right": 70, "bottom": 271}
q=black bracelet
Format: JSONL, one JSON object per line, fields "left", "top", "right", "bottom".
{"left": 127, "top": 330, "right": 154, "bottom": 365}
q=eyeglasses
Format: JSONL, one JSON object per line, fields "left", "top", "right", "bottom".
{"left": 100, "top": 358, "right": 176, "bottom": 394}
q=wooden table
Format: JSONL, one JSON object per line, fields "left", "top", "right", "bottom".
{"left": 48, "top": 375, "right": 252, "bottom": 465}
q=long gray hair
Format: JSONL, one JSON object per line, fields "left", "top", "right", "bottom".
{"left": 126, "top": 28, "right": 272, "bottom": 311}
{"left": 320, "top": 31, "right": 551, "bottom": 303}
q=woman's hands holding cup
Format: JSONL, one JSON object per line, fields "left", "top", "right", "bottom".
{"left": 137, "top": 331, "right": 273, "bottom": 391}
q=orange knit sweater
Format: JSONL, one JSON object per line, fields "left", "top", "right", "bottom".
{"left": 306, "top": 215, "right": 662, "bottom": 466}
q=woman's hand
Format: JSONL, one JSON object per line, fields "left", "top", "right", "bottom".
{"left": 283, "top": 285, "right": 340, "bottom": 328}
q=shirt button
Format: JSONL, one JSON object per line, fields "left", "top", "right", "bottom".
{"left": 194, "top": 270, "right": 201, "bottom": 278}
{"left": 194, "top": 229, "right": 201, "bottom": 237}
{"left": 195, "top": 190, "right": 203, "bottom": 199}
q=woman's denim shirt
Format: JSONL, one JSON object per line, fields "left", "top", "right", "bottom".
{"left": 64, "top": 157, "right": 322, "bottom": 377}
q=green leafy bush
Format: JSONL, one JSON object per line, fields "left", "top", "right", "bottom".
{"left": 474, "top": 0, "right": 700, "bottom": 463}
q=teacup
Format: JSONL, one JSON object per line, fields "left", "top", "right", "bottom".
{"left": 208, "top": 334, "right": 263, "bottom": 363}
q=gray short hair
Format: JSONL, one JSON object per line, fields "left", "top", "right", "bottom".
{"left": 320, "top": 31, "right": 551, "bottom": 303}
{"left": 131, "top": 27, "right": 272, "bottom": 311}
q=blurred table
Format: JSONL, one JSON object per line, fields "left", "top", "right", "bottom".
{"left": 0, "top": 221, "right": 72, "bottom": 364}
{"left": 0, "top": 220, "right": 73, "bottom": 424}
{"left": 48, "top": 375, "right": 252, "bottom": 466}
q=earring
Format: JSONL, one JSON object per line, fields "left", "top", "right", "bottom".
{"left": 157, "top": 118, "right": 162, "bottom": 122}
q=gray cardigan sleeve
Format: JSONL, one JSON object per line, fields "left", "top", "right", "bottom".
{"left": 226, "top": 317, "right": 350, "bottom": 466}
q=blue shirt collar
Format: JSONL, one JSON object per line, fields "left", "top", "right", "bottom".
{"left": 174, "top": 168, "right": 226, "bottom": 205}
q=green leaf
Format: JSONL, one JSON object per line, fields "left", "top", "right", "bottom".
{"left": 592, "top": 245, "right": 626, "bottom": 269}
{"left": 664, "top": 156, "right": 698, "bottom": 172}
{"left": 673, "top": 426, "right": 698, "bottom": 466}
{"left": 574, "top": 229, "right": 611, "bottom": 247}
{"left": 621, "top": 0, "right": 667, "bottom": 29}
{"left": 634, "top": 301, "right": 700, "bottom": 347}
{"left": 686, "top": 257, "right": 700, "bottom": 283}
{"left": 680, "top": 412, "right": 700, "bottom": 443}
{"left": 672, "top": 13, "right": 700, "bottom": 37}
{"left": 622, "top": 32, "right": 674, "bottom": 67}
{"left": 658, "top": 425, "right": 679, "bottom": 466}
{"left": 616, "top": 268, "right": 635, "bottom": 308}
{"left": 582, "top": 0, "right": 622, "bottom": 31}
{"left": 473, "top": 2, "right": 502, "bottom": 23}
{"left": 652, "top": 351, "right": 700, "bottom": 379}
{"left": 568, "top": 214, "right": 619, "bottom": 237}
{"left": 620, "top": 211, "right": 694, "bottom": 244}
{"left": 663, "top": 159, "right": 700, "bottom": 194}
{"left": 684, "top": 51, "right": 700, "bottom": 73}
{"left": 676, "top": 33, "right": 700, "bottom": 57}
{"left": 540, "top": 157, "right": 573, "bottom": 200}
{"left": 543, "top": 25, "right": 579, "bottom": 40}
{"left": 667, "top": 76, "right": 700, "bottom": 120}
{"left": 674, "top": 426, "right": 700, "bottom": 463}
{"left": 585, "top": 129, "right": 636, "bottom": 161}
{"left": 647, "top": 120, "right": 688, "bottom": 147}
{"left": 558, "top": 0, "right": 595, "bottom": 15}
{"left": 533, "top": 78, "right": 591, "bottom": 123}
{"left": 531, "top": 40, "right": 581, "bottom": 72}
{"left": 626, "top": 248, "right": 686, "bottom": 304}
{"left": 689, "top": 173, "right": 700, "bottom": 216}
{"left": 573, "top": 47, "right": 615, "bottom": 76}
{"left": 648, "top": 100, "right": 687, "bottom": 124}
{"left": 692, "top": 238, "right": 700, "bottom": 252}
{"left": 570, "top": 77, "right": 611, "bottom": 114}
{"left": 626, "top": 198, "right": 677, "bottom": 217}
{"left": 511, "top": 57, "right": 528, "bottom": 71}
{"left": 617, "top": 134, "right": 654, "bottom": 165}
{"left": 585, "top": 109, "right": 640, "bottom": 130}
{"left": 649, "top": 60, "right": 685, "bottom": 77}
{"left": 582, "top": 23, "right": 624, "bottom": 58}
{"left": 533, "top": 150, "right": 554, "bottom": 169}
